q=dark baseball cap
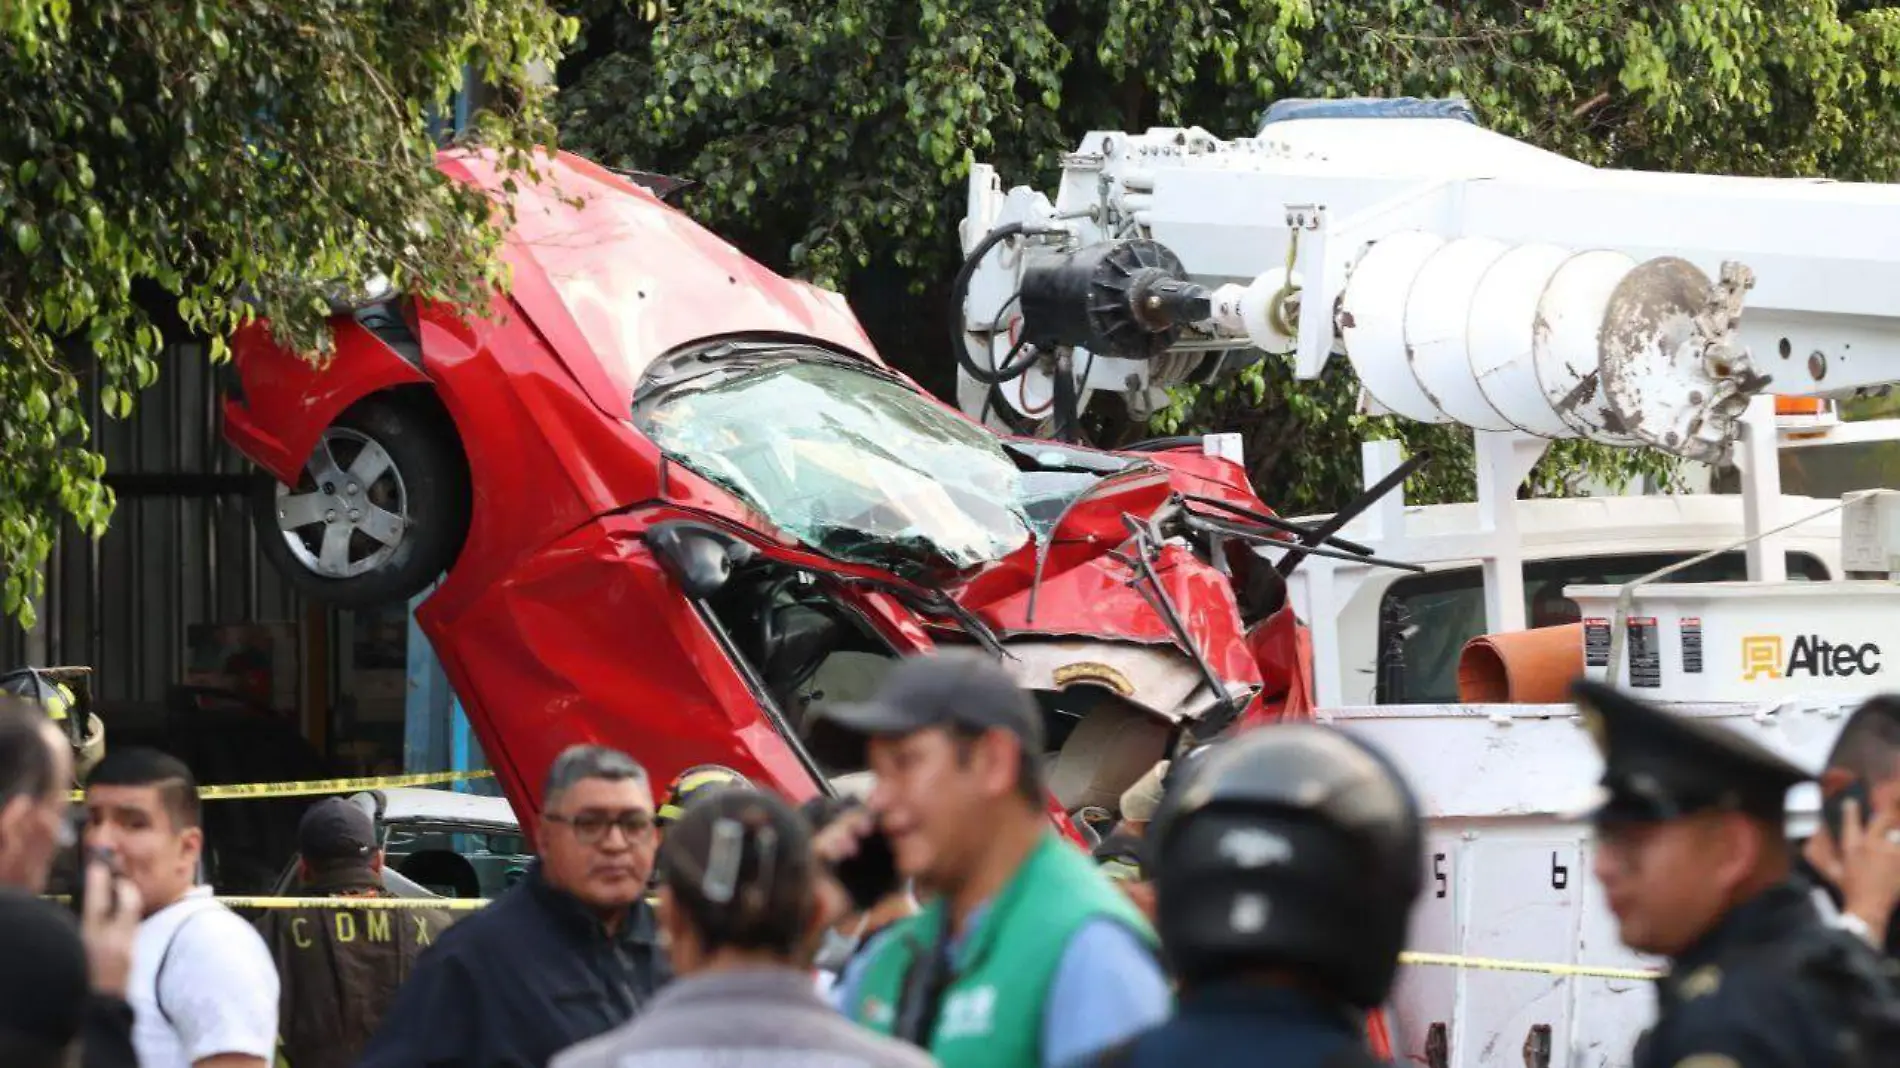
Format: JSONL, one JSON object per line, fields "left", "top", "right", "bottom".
{"left": 0, "top": 888, "right": 87, "bottom": 1053}
{"left": 805, "top": 651, "right": 1043, "bottom": 767}
{"left": 298, "top": 797, "right": 377, "bottom": 863}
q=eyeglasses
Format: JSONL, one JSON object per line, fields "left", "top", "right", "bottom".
{"left": 546, "top": 809, "right": 656, "bottom": 846}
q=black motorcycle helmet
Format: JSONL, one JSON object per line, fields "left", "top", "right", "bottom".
{"left": 1147, "top": 722, "right": 1424, "bottom": 1008}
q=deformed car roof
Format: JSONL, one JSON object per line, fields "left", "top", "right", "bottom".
{"left": 437, "top": 148, "right": 881, "bottom": 423}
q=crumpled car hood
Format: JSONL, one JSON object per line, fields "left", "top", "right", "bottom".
{"left": 943, "top": 458, "right": 1271, "bottom": 718}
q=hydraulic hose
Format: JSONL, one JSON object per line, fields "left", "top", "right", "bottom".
{"left": 951, "top": 222, "right": 1042, "bottom": 386}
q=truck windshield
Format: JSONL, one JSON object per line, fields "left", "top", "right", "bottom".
{"left": 635, "top": 356, "right": 1041, "bottom": 573}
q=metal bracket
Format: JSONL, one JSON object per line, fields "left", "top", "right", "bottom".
{"left": 1426, "top": 1022, "right": 1449, "bottom": 1068}
{"left": 1523, "top": 1023, "right": 1553, "bottom": 1068}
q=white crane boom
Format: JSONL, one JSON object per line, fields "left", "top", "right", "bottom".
{"left": 957, "top": 102, "right": 1900, "bottom": 467}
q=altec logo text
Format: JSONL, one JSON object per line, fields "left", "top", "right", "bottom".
{"left": 1741, "top": 635, "right": 1882, "bottom": 681}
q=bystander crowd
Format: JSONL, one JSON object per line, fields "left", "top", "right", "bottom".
{"left": 552, "top": 787, "right": 934, "bottom": 1068}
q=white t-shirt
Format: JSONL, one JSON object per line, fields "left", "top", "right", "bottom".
{"left": 130, "top": 885, "right": 281, "bottom": 1068}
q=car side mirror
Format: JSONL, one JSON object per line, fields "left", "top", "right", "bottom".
{"left": 645, "top": 522, "right": 757, "bottom": 599}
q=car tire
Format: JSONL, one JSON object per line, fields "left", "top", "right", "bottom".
{"left": 252, "top": 393, "right": 470, "bottom": 608}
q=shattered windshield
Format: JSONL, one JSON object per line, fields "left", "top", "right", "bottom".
{"left": 635, "top": 355, "right": 1042, "bottom": 572}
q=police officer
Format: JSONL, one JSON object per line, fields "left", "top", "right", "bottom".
{"left": 1573, "top": 679, "right": 1900, "bottom": 1068}
{"left": 1100, "top": 722, "right": 1424, "bottom": 1067}
{"left": 254, "top": 798, "right": 459, "bottom": 1068}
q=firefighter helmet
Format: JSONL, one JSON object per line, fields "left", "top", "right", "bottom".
{"left": 1, "top": 667, "right": 105, "bottom": 782}
{"left": 658, "top": 764, "right": 751, "bottom": 826}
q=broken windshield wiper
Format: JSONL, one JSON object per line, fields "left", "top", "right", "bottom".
{"left": 1182, "top": 512, "right": 1424, "bottom": 573}
{"left": 1177, "top": 492, "right": 1378, "bottom": 558}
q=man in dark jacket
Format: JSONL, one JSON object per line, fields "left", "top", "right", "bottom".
{"left": 0, "top": 888, "right": 94, "bottom": 1068}
{"left": 358, "top": 745, "right": 671, "bottom": 1068}
{"left": 253, "top": 798, "right": 460, "bottom": 1068}
{"left": 0, "top": 697, "right": 139, "bottom": 1068}
{"left": 1577, "top": 681, "right": 1900, "bottom": 1068}
{"left": 1799, "top": 696, "right": 1900, "bottom": 958}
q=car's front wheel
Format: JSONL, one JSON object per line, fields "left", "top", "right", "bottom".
{"left": 252, "top": 394, "right": 470, "bottom": 608}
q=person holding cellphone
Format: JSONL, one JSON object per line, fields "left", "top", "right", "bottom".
{"left": 1802, "top": 696, "right": 1900, "bottom": 957}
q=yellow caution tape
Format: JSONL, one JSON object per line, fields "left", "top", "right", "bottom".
{"left": 1400, "top": 950, "right": 1659, "bottom": 981}
{"left": 38, "top": 888, "right": 1663, "bottom": 977}
{"left": 219, "top": 895, "right": 492, "bottom": 911}
{"left": 44, "top": 894, "right": 491, "bottom": 911}
{"left": 68, "top": 768, "right": 494, "bottom": 803}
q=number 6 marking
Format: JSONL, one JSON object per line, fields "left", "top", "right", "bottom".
{"left": 1550, "top": 851, "right": 1569, "bottom": 891}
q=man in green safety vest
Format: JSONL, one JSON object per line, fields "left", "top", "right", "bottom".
{"left": 808, "top": 651, "right": 1173, "bottom": 1068}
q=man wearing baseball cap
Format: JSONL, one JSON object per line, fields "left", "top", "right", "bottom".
{"left": 252, "top": 798, "right": 459, "bottom": 1068}
{"left": 809, "top": 650, "right": 1171, "bottom": 1068}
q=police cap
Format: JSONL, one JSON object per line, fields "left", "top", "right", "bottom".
{"left": 298, "top": 797, "right": 377, "bottom": 864}
{"left": 1571, "top": 678, "right": 1812, "bottom": 825}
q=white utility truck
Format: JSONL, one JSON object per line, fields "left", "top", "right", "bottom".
{"left": 954, "top": 98, "right": 1900, "bottom": 1068}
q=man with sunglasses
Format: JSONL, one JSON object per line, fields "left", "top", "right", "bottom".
{"left": 359, "top": 745, "right": 671, "bottom": 1068}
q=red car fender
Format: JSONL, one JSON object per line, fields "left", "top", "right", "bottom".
{"left": 222, "top": 317, "right": 429, "bottom": 486}
{"left": 405, "top": 297, "right": 674, "bottom": 627}
{"left": 420, "top": 515, "right": 826, "bottom": 835}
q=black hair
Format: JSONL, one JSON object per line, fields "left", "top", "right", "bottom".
{"left": 659, "top": 787, "right": 815, "bottom": 957}
{"left": 1827, "top": 697, "right": 1900, "bottom": 783}
{"left": 542, "top": 745, "right": 648, "bottom": 808}
{"left": 0, "top": 1031, "right": 75, "bottom": 1068}
{"left": 85, "top": 747, "right": 200, "bottom": 830}
{"left": 0, "top": 699, "right": 57, "bottom": 805}
{"left": 798, "top": 793, "right": 856, "bottom": 832}
{"left": 948, "top": 723, "right": 1045, "bottom": 808}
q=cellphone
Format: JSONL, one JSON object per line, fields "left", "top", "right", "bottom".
{"left": 66, "top": 844, "right": 122, "bottom": 918}
{"left": 1823, "top": 777, "right": 1874, "bottom": 845}
{"left": 831, "top": 818, "right": 900, "bottom": 913}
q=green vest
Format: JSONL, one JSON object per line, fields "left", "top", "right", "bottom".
{"left": 847, "top": 830, "right": 1161, "bottom": 1068}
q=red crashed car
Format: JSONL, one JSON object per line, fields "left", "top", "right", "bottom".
{"left": 221, "top": 148, "right": 1318, "bottom": 828}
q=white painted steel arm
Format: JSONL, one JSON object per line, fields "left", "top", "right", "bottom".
{"left": 961, "top": 113, "right": 1900, "bottom": 463}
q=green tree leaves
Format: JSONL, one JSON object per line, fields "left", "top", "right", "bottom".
{"left": 560, "top": 0, "right": 1900, "bottom": 514}
{"left": 1, "top": 0, "right": 573, "bottom": 628}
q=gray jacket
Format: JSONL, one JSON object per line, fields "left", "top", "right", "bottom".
{"left": 549, "top": 967, "right": 937, "bottom": 1068}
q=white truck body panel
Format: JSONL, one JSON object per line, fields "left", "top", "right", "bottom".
{"left": 1329, "top": 699, "right": 1844, "bottom": 1068}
